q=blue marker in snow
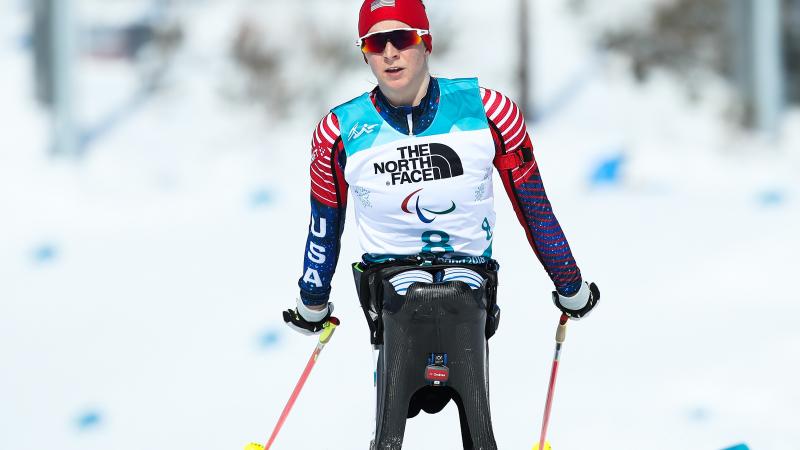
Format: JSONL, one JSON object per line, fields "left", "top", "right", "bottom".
{"left": 33, "top": 244, "right": 58, "bottom": 264}
{"left": 76, "top": 411, "right": 102, "bottom": 430}
{"left": 590, "top": 153, "right": 625, "bottom": 187}
{"left": 757, "top": 189, "right": 784, "bottom": 206}
{"left": 259, "top": 328, "right": 281, "bottom": 349}
{"left": 250, "top": 188, "right": 275, "bottom": 208}
{"left": 721, "top": 444, "right": 749, "bottom": 450}
{"left": 687, "top": 406, "right": 711, "bottom": 423}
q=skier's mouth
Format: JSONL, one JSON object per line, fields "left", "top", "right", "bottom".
{"left": 385, "top": 67, "right": 404, "bottom": 74}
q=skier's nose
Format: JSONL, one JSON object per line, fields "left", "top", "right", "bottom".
{"left": 382, "top": 41, "right": 400, "bottom": 61}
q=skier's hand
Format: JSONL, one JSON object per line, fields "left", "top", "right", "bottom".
{"left": 553, "top": 281, "right": 599, "bottom": 320}
{"left": 283, "top": 299, "right": 334, "bottom": 335}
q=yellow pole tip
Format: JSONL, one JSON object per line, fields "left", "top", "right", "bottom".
{"left": 532, "top": 442, "right": 553, "bottom": 450}
{"left": 244, "top": 443, "right": 265, "bottom": 450}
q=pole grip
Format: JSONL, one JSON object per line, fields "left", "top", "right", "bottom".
{"left": 555, "top": 314, "right": 568, "bottom": 344}
{"left": 319, "top": 317, "right": 340, "bottom": 345}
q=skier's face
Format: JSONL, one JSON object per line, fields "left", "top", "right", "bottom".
{"left": 363, "top": 20, "right": 430, "bottom": 105}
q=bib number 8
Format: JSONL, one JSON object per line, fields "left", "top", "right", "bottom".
{"left": 421, "top": 230, "right": 454, "bottom": 254}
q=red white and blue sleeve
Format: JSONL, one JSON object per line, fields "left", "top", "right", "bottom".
{"left": 482, "top": 88, "right": 584, "bottom": 296}
{"left": 297, "top": 113, "right": 348, "bottom": 306}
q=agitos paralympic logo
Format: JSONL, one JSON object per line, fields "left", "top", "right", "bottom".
{"left": 374, "top": 143, "right": 463, "bottom": 185}
{"left": 401, "top": 188, "right": 456, "bottom": 224}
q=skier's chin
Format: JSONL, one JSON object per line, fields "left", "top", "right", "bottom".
{"left": 380, "top": 76, "right": 410, "bottom": 91}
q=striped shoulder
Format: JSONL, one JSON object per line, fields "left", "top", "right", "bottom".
{"left": 312, "top": 112, "right": 341, "bottom": 150}
{"left": 480, "top": 87, "right": 528, "bottom": 152}
{"left": 310, "top": 112, "right": 343, "bottom": 208}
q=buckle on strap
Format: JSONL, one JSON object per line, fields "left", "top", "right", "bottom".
{"left": 494, "top": 146, "right": 534, "bottom": 170}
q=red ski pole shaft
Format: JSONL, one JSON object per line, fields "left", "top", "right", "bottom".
{"left": 263, "top": 317, "right": 340, "bottom": 450}
{"left": 537, "top": 313, "right": 569, "bottom": 450}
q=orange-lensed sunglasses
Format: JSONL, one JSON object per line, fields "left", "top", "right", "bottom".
{"left": 357, "top": 28, "right": 430, "bottom": 53}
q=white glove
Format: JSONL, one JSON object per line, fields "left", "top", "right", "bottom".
{"left": 282, "top": 299, "right": 334, "bottom": 335}
{"left": 552, "top": 282, "right": 600, "bottom": 320}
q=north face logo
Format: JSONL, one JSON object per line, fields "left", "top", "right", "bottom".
{"left": 373, "top": 143, "right": 463, "bottom": 185}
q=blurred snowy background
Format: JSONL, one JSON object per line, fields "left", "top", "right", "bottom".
{"left": 1, "top": 0, "right": 799, "bottom": 449}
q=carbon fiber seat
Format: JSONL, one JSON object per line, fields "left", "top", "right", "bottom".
{"left": 370, "top": 280, "right": 497, "bottom": 450}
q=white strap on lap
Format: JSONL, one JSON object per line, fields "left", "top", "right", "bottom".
{"left": 389, "top": 270, "right": 434, "bottom": 295}
{"left": 441, "top": 267, "right": 483, "bottom": 289}
{"left": 389, "top": 267, "right": 485, "bottom": 295}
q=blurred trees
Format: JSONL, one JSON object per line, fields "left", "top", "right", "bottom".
{"left": 785, "top": 0, "right": 800, "bottom": 103}
{"left": 600, "top": 0, "right": 728, "bottom": 88}
{"left": 226, "top": 1, "right": 454, "bottom": 120}
{"left": 226, "top": 7, "right": 363, "bottom": 120}
{"left": 573, "top": 0, "right": 797, "bottom": 132}
{"left": 230, "top": 19, "right": 288, "bottom": 116}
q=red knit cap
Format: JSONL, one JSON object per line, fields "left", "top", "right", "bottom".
{"left": 358, "top": 0, "right": 433, "bottom": 51}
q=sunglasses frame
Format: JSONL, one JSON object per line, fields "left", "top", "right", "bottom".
{"left": 356, "top": 28, "right": 430, "bottom": 53}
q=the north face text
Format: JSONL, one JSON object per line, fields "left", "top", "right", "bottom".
{"left": 373, "top": 143, "right": 464, "bottom": 185}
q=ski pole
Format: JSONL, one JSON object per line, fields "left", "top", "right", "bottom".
{"left": 533, "top": 313, "right": 569, "bottom": 450}
{"left": 245, "top": 317, "right": 340, "bottom": 450}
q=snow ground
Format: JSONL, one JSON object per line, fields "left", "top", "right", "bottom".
{"left": 1, "top": 1, "right": 799, "bottom": 449}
